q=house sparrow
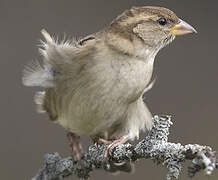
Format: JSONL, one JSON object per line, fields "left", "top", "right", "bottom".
{"left": 23, "top": 6, "right": 196, "bottom": 163}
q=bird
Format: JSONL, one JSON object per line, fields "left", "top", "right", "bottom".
{"left": 23, "top": 6, "right": 196, "bottom": 168}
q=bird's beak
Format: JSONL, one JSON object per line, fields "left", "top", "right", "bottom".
{"left": 168, "top": 19, "right": 197, "bottom": 36}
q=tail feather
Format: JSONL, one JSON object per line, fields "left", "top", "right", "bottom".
{"left": 22, "top": 59, "right": 54, "bottom": 87}
{"left": 34, "top": 91, "right": 46, "bottom": 113}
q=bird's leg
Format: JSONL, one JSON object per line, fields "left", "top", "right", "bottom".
{"left": 98, "top": 135, "right": 129, "bottom": 159}
{"left": 67, "top": 132, "right": 83, "bottom": 161}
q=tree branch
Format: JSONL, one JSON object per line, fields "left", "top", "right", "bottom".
{"left": 31, "top": 115, "right": 218, "bottom": 180}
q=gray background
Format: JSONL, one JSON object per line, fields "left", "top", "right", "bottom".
{"left": 1, "top": 0, "right": 218, "bottom": 179}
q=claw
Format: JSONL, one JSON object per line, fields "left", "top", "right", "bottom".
{"left": 98, "top": 136, "right": 129, "bottom": 160}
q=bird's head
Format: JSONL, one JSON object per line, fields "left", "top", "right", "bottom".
{"left": 105, "top": 6, "right": 197, "bottom": 58}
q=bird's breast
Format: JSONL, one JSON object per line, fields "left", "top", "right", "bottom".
{"left": 112, "top": 57, "right": 154, "bottom": 102}
{"left": 55, "top": 55, "right": 154, "bottom": 136}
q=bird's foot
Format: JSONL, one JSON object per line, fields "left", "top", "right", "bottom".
{"left": 67, "top": 132, "right": 83, "bottom": 161}
{"left": 98, "top": 136, "right": 129, "bottom": 160}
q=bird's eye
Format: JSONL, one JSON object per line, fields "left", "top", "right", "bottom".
{"left": 158, "top": 17, "right": 167, "bottom": 26}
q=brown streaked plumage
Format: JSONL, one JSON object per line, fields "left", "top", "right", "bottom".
{"left": 23, "top": 6, "right": 196, "bottom": 172}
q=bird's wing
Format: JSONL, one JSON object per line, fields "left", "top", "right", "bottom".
{"left": 22, "top": 29, "right": 97, "bottom": 88}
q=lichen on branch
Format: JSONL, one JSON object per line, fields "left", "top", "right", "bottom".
{"left": 32, "top": 115, "right": 218, "bottom": 180}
